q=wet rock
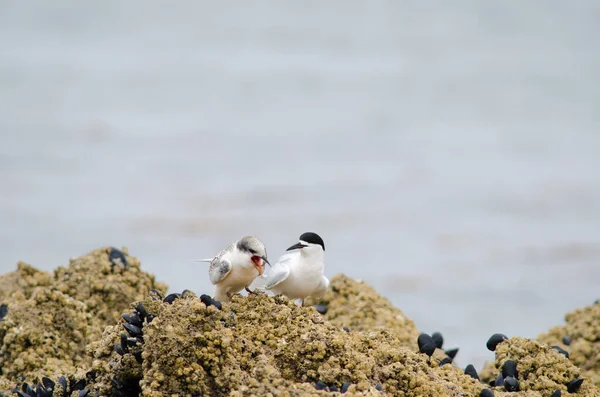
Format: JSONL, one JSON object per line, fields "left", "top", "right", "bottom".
{"left": 464, "top": 364, "right": 479, "bottom": 381}
{"left": 486, "top": 333, "right": 508, "bottom": 351}
{"left": 432, "top": 332, "right": 444, "bottom": 349}
{"left": 418, "top": 333, "right": 437, "bottom": 357}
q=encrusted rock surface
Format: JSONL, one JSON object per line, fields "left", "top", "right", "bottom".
{"left": 0, "top": 248, "right": 598, "bottom": 397}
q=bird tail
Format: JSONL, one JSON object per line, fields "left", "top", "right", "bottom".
{"left": 192, "top": 258, "right": 213, "bottom": 263}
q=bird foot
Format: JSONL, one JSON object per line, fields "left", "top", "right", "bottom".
{"left": 244, "top": 286, "right": 256, "bottom": 295}
{"left": 226, "top": 292, "right": 243, "bottom": 299}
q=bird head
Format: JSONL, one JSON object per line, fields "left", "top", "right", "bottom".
{"left": 237, "top": 236, "right": 270, "bottom": 276}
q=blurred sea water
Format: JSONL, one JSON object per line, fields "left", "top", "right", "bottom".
{"left": 1, "top": 1, "right": 599, "bottom": 369}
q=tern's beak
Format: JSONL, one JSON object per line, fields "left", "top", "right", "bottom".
{"left": 262, "top": 256, "right": 271, "bottom": 267}
{"left": 251, "top": 256, "right": 269, "bottom": 276}
{"left": 286, "top": 242, "right": 308, "bottom": 251}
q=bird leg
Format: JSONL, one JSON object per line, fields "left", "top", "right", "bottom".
{"left": 245, "top": 286, "right": 256, "bottom": 295}
{"left": 300, "top": 299, "right": 305, "bottom": 307}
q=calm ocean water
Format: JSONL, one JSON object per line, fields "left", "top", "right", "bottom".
{"left": 1, "top": 1, "right": 599, "bottom": 369}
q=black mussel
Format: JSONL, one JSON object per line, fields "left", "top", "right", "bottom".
{"left": 445, "top": 347, "right": 459, "bottom": 360}
{"left": 343, "top": 327, "right": 350, "bottom": 332}
{"left": 126, "top": 337, "right": 138, "bottom": 347}
{"left": 148, "top": 289, "right": 164, "bottom": 301}
{"left": 120, "top": 334, "right": 129, "bottom": 352}
{"left": 212, "top": 300, "right": 222, "bottom": 310}
{"left": 341, "top": 382, "right": 351, "bottom": 393}
{"left": 328, "top": 385, "right": 338, "bottom": 392}
{"left": 417, "top": 333, "right": 437, "bottom": 357}
{"left": 41, "top": 377, "right": 55, "bottom": 393}
{"left": 70, "top": 379, "right": 86, "bottom": 391}
{"left": 501, "top": 360, "right": 518, "bottom": 378}
{"left": 314, "top": 304, "right": 328, "bottom": 315}
{"left": 439, "top": 357, "right": 452, "bottom": 366}
{"left": 464, "top": 364, "right": 479, "bottom": 380}
{"left": 432, "top": 332, "right": 444, "bottom": 349}
{"left": 550, "top": 390, "right": 561, "bottom": 397}
{"left": 122, "top": 312, "right": 142, "bottom": 327}
{"left": 494, "top": 373, "right": 504, "bottom": 387}
{"left": 315, "top": 381, "right": 327, "bottom": 390}
{"left": 486, "top": 333, "right": 508, "bottom": 351}
{"left": 115, "top": 342, "right": 124, "bottom": 356}
{"left": 23, "top": 383, "right": 34, "bottom": 396}
{"left": 123, "top": 323, "right": 142, "bottom": 337}
{"left": 504, "top": 376, "right": 519, "bottom": 392}
{"left": 133, "top": 350, "right": 143, "bottom": 363}
{"left": 163, "top": 293, "right": 181, "bottom": 304}
{"left": 375, "top": 384, "right": 383, "bottom": 391}
{"left": 567, "top": 378, "right": 584, "bottom": 393}
{"left": 135, "top": 303, "right": 148, "bottom": 319}
{"left": 146, "top": 314, "right": 155, "bottom": 323}
{"left": 0, "top": 303, "right": 7, "bottom": 320}
{"left": 58, "top": 376, "right": 68, "bottom": 394}
{"left": 562, "top": 336, "right": 572, "bottom": 346}
{"left": 479, "top": 388, "right": 494, "bottom": 397}
{"left": 79, "top": 389, "right": 90, "bottom": 397}
{"left": 109, "top": 248, "right": 128, "bottom": 268}
{"left": 200, "top": 294, "right": 213, "bottom": 306}
{"left": 551, "top": 345, "right": 569, "bottom": 359}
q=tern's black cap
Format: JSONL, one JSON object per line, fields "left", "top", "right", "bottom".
{"left": 299, "top": 232, "right": 325, "bottom": 251}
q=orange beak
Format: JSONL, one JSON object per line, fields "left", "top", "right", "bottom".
{"left": 251, "top": 255, "right": 270, "bottom": 276}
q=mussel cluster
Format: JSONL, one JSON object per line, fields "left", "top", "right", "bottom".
{"left": 12, "top": 376, "right": 89, "bottom": 397}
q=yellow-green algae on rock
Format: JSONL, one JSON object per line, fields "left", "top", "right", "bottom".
{"left": 0, "top": 247, "right": 166, "bottom": 393}
{"left": 538, "top": 301, "right": 600, "bottom": 386}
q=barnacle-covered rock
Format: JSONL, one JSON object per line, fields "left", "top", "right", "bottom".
{"left": 538, "top": 300, "right": 600, "bottom": 386}
{"left": 89, "top": 292, "right": 483, "bottom": 397}
{"left": 53, "top": 247, "right": 167, "bottom": 330}
{"left": 0, "top": 247, "right": 165, "bottom": 393}
{"left": 0, "top": 288, "right": 91, "bottom": 379}
{"left": 306, "top": 274, "right": 419, "bottom": 348}
{"left": 0, "top": 261, "right": 52, "bottom": 300}
{"left": 481, "top": 337, "right": 598, "bottom": 396}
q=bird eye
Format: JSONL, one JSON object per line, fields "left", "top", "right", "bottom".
{"left": 249, "top": 249, "right": 257, "bottom": 254}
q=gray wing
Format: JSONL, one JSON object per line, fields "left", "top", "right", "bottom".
{"left": 208, "top": 257, "right": 232, "bottom": 285}
{"left": 264, "top": 254, "right": 293, "bottom": 289}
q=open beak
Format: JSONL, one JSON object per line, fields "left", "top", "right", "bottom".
{"left": 286, "top": 242, "right": 307, "bottom": 251}
{"left": 252, "top": 256, "right": 270, "bottom": 276}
